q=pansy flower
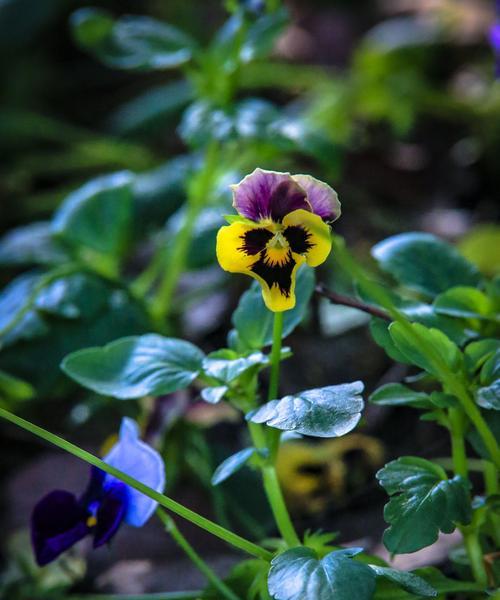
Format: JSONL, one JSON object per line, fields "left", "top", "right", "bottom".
{"left": 216, "top": 169, "right": 340, "bottom": 311}
{"left": 31, "top": 418, "right": 165, "bottom": 566}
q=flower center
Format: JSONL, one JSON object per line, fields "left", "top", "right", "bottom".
{"left": 265, "top": 231, "right": 290, "bottom": 267}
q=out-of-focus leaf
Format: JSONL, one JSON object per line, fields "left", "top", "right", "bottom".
{"left": 0, "top": 222, "right": 67, "bottom": 267}
{"left": 71, "top": 8, "right": 197, "bottom": 71}
{"left": 202, "top": 349, "right": 268, "bottom": 384}
{"left": 178, "top": 100, "right": 234, "bottom": 147}
{"left": 233, "top": 265, "right": 314, "bottom": 350}
{"left": 0, "top": 370, "right": 34, "bottom": 401}
{"left": 248, "top": 381, "right": 364, "bottom": 438}
{"left": 389, "top": 322, "right": 463, "bottom": 377}
{"left": 0, "top": 0, "right": 63, "bottom": 48}
{"left": 476, "top": 380, "right": 500, "bottom": 410}
{"left": 377, "top": 457, "right": 471, "bottom": 554}
{"left": 365, "top": 16, "right": 440, "bottom": 51}
{"left": 459, "top": 224, "right": 500, "bottom": 277}
{"left": 372, "top": 233, "right": 481, "bottom": 298}
{"left": 108, "top": 80, "right": 194, "bottom": 136}
{"left": 62, "top": 334, "right": 204, "bottom": 399}
{"left": 268, "top": 547, "right": 376, "bottom": 600}
{"left": 434, "top": 287, "right": 494, "bottom": 320}
{"left": 369, "top": 383, "right": 430, "bottom": 408}
{"left": 240, "top": 7, "right": 288, "bottom": 62}
{"left": 464, "top": 339, "right": 499, "bottom": 375}
{"left": 200, "top": 385, "right": 228, "bottom": 404}
{"left": 52, "top": 171, "right": 134, "bottom": 267}
{"left": 0, "top": 273, "right": 46, "bottom": 344}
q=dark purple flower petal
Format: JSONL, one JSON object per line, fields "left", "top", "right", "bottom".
{"left": 80, "top": 466, "right": 106, "bottom": 506}
{"left": 93, "top": 481, "right": 128, "bottom": 548}
{"left": 292, "top": 174, "right": 341, "bottom": 222}
{"left": 490, "top": 24, "right": 500, "bottom": 51}
{"left": 232, "top": 169, "right": 309, "bottom": 222}
{"left": 31, "top": 490, "right": 89, "bottom": 566}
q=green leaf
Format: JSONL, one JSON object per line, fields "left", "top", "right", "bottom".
{"left": 464, "top": 339, "right": 499, "bottom": 375}
{"left": 71, "top": 8, "right": 196, "bottom": 71}
{"left": 233, "top": 265, "right": 315, "bottom": 350}
{"left": 372, "top": 233, "right": 481, "bottom": 297}
{"left": 202, "top": 349, "right": 268, "bottom": 384}
{"left": 0, "top": 222, "right": 67, "bottom": 267}
{"left": 240, "top": 7, "right": 289, "bottom": 63}
{"left": 52, "top": 171, "right": 134, "bottom": 264}
{"left": 377, "top": 457, "right": 471, "bottom": 554}
{"left": 370, "top": 566, "right": 436, "bottom": 597}
{"left": 200, "top": 385, "right": 228, "bottom": 404}
{"left": 108, "top": 80, "right": 194, "bottom": 136}
{"left": 247, "top": 381, "right": 364, "bottom": 438}
{"left": 389, "top": 322, "right": 462, "bottom": 377}
{"left": 370, "top": 318, "right": 411, "bottom": 364}
{"left": 369, "top": 383, "right": 431, "bottom": 408}
{"left": 0, "top": 370, "right": 35, "bottom": 401}
{"left": 268, "top": 547, "right": 376, "bottom": 600}
{"left": 434, "top": 286, "right": 494, "bottom": 320}
{"left": 211, "top": 447, "right": 259, "bottom": 485}
{"left": 61, "top": 334, "right": 204, "bottom": 399}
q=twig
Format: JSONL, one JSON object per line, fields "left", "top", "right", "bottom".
{"left": 315, "top": 283, "right": 391, "bottom": 321}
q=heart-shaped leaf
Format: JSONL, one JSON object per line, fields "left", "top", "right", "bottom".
{"left": 372, "top": 232, "right": 480, "bottom": 297}
{"left": 247, "top": 381, "right": 364, "bottom": 438}
{"left": 268, "top": 547, "right": 376, "bottom": 600}
{"left": 61, "top": 334, "right": 204, "bottom": 399}
{"left": 377, "top": 457, "right": 471, "bottom": 554}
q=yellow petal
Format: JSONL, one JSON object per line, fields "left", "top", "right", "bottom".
{"left": 283, "top": 209, "right": 332, "bottom": 267}
{"left": 257, "top": 252, "right": 305, "bottom": 312}
{"left": 216, "top": 222, "right": 262, "bottom": 274}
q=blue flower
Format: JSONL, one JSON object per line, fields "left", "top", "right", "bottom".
{"left": 490, "top": 1, "right": 500, "bottom": 78}
{"left": 31, "top": 418, "right": 165, "bottom": 566}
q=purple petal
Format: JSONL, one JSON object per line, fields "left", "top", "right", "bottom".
{"left": 292, "top": 174, "right": 341, "bottom": 222}
{"left": 31, "top": 490, "right": 89, "bottom": 566}
{"left": 490, "top": 24, "right": 500, "bottom": 52}
{"left": 80, "top": 466, "right": 106, "bottom": 505}
{"left": 93, "top": 482, "right": 128, "bottom": 547}
{"left": 232, "top": 169, "right": 309, "bottom": 222}
{"left": 103, "top": 418, "right": 165, "bottom": 527}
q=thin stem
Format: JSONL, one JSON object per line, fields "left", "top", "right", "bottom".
{"left": 248, "top": 421, "right": 300, "bottom": 548}
{"left": 157, "top": 510, "right": 241, "bottom": 600}
{"left": 150, "top": 142, "right": 219, "bottom": 325}
{"left": 315, "top": 284, "right": 391, "bottom": 321}
{"left": 483, "top": 461, "right": 500, "bottom": 547}
{"left": 463, "top": 530, "right": 488, "bottom": 587}
{"left": 268, "top": 311, "right": 284, "bottom": 402}
{"left": 449, "top": 408, "right": 468, "bottom": 478}
{"left": 0, "top": 408, "right": 272, "bottom": 562}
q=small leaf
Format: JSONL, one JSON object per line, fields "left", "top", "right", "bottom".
{"left": 377, "top": 457, "right": 471, "bottom": 554}
{"left": 202, "top": 350, "right": 268, "bottom": 384}
{"left": 268, "top": 547, "right": 376, "bottom": 600}
{"left": 247, "top": 381, "right": 364, "bottom": 438}
{"left": 389, "top": 322, "right": 462, "bottom": 377}
{"left": 200, "top": 385, "right": 228, "bottom": 404}
{"left": 370, "top": 565, "right": 436, "bottom": 597}
{"left": 369, "top": 383, "right": 431, "bottom": 408}
{"left": 211, "top": 447, "right": 260, "bottom": 485}
{"left": 52, "top": 171, "right": 134, "bottom": 262}
{"left": 61, "top": 334, "right": 204, "bottom": 399}
{"left": 476, "top": 380, "right": 500, "bottom": 410}
{"left": 433, "top": 286, "right": 494, "bottom": 320}
{"left": 464, "top": 339, "right": 499, "bottom": 375}
{"left": 370, "top": 318, "right": 411, "bottom": 364}
{"left": 233, "top": 265, "right": 314, "bottom": 350}
{"left": 71, "top": 8, "right": 196, "bottom": 71}
{"left": 372, "top": 232, "right": 481, "bottom": 297}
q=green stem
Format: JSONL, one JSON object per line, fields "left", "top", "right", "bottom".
{"left": 150, "top": 142, "right": 219, "bottom": 325}
{"left": 248, "top": 421, "right": 300, "bottom": 548}
{"left": 268, "top": 311, "right": 284, "bottom": 402}
{"left": 0, "top": 408, "right": 272, "bottom": 562}
{"left": 483, "top": 461, "right": 500, "bottom": 547}
{"left": 462, "top": 529, "right": 488, "bottom": 588}
{"left": 449, "top": 407, "right": 468, "bottom": 478}
{"left": 157, "top": 510, "right": 241, "bottom": 600}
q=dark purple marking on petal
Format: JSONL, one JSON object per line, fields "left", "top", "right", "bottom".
{"left": 31, "top": 490, "right": 89, "bottom": 566}
{"left": 269, "top": 181, "right": 309, "bottom": 222}
{"left": 283, "top": 225, "right": 314, "bottom": 254}
{"left": 250, "top": 250, "right": 296, "bottom": 297}
{"left": 238, "top": 228, "right": 273, "bottom": 255}
{"left": 93, "top": 481, "right": 128, "bottom": 548}
{"left": 233, "top": 169, "right": 308, "bottom": 222}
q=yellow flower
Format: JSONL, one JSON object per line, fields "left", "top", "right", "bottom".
{"left": 216, "top": 169, "right": 341, "bottom": 311}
